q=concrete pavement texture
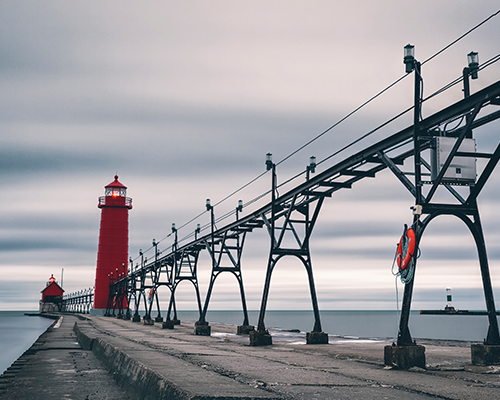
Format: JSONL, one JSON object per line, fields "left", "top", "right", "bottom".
{"left": 3, "top": 314, "right": 500, "bottom": 399}
{"left": 0, "top": 315, "right": 135, "bottom": 399}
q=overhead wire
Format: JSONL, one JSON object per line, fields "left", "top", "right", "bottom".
{"left": 421, "top": 8, "right": 500, "bottom": 66}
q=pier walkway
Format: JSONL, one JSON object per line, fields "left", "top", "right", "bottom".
{"left": 3, "top": 314, "right": 500, "bottom": 399}
{"left": 0, "top": 314, "right": 133, "bottom": 400}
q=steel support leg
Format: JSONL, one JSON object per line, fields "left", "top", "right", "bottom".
{"left": 470, "top": 208, "right": 500, "bottom": 344}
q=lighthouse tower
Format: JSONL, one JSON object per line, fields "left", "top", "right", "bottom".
{"left": 92, "top": 175, "right": 132, "bottom": 315}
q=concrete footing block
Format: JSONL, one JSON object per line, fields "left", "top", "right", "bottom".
{"left": 132, "top": 314, "right": 141, "bottom": 322}
{"left": 249, "top": 330, "right": 272, "bottom": 346}
{"left": 471, "top": 344, "right": 500, "bottom": 365}
{"left": 143, "top": 318, "right": 154, "bottom": 326}
{"left": 384, "top": 344, "right": 426, "bottom": 369}
{"left": 154, "top": 316, "right": 164, "bottom": 323}
{"left": 172, "top": 319, "right": 180, "bottom": 325}
{"left": 116, "top": 314, "right": 124, "bottom": 319}
{"left": 194, "top": 321, "right": 211, "bottom": 336}
{"left": 162, "top": 320, "right": 175, "bottom": 329}
{"left": 237, "top": 325, "right": 255, "bottom": 335}
{"left": 306, "top": 331, "right": 329, "bottom": 344}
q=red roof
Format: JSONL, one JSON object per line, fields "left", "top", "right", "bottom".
{"left": 41, "top": 280, "right": 64, "bottom": 294}
{"left": 105, "top": 175, "right": 127, "bottom": 189}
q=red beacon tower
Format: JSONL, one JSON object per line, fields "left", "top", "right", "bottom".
{"left": 92, "top": 175, "right": 132, "bottom": 315}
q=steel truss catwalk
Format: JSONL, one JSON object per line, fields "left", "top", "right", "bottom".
{"left": 104, "top": 79, "right": 500, "bottom": 343}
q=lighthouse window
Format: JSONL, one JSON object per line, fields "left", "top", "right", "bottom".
{"left": 105, "top": 188, "right": 127, "bottom": 197}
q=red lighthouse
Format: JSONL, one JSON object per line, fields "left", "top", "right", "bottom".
{"left": 92, "top": 175, "right": 132, "bottom": 315}
{"left": 39, "top": 274, "right": 64, "bottom": 313}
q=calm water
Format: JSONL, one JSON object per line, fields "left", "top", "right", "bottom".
{"left": 1, "top": 309, "right": 496, "bottom": 374}
{"left": 175, "top": 309, "right": 496, "bottom": 342}
{"left": 0, "top": 311, "right": 54, "bottom": 374}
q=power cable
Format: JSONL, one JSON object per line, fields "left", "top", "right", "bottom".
{"left": 421, "top": 8, "right": 500, "bottom": 66}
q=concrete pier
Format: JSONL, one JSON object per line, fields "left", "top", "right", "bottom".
{"left": 3, "top": 314, "right": 500, "bottom": 399}
{"left": 0, "top": 315, "right": 133, "bottom": 399}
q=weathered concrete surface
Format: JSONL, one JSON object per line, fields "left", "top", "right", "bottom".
{"left": 76, "top": 315, "right": 500, "bottom": 399}
{"left": 0, "top": 315, "right": 135, "bottom": 400}
{"left": 472, "top": 344, "right": 500, "bottom": 365}
{"left": 75, "top": 318, "right": 278, "bottom": 399}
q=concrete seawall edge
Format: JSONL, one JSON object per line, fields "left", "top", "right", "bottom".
{"left": 73, "top": 320, "right": 194, "bottom": 400}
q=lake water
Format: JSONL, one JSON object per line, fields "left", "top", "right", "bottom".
{"left": 174, "top": 309, "right": 494, "bottom": 342}
{"left": 0, "top": 311, "right": 54, "bottom": 374}
{"left": 1, "top": 309, "right": 496, "bottom": 374}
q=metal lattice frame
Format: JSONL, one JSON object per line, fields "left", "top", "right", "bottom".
{"left": 107, "top": 78, "right": 500, "bottom": 341}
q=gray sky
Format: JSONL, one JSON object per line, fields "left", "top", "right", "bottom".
{"left": 2, "top": 1, "right": 500, "bottom": 314}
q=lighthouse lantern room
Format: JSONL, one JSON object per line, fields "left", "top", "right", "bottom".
{"left": 92, "top": 175, "right": 132, "bottom": 315}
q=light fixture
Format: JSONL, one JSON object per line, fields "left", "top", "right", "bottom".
{"left": 206, "top": 198, "right": 212, "bottom": 210}
{"left": 237, "top": 199, "right": 243, "bottom": 212}
{"left": 467, "top": 51, "right": 479, "bottom": 79}
{"left": 171, "top": 223, "right": 176, "bottom": 232}
{"left": 196, "top": 223, "right": 201, "bottom": 234}
{"left": 404, "top": 44, "right": 415, "bottom": 73}
{"left": 266, "top": 153, "right": 273, "bottom": 171}
{"left": 309, "top": 156, "right": 316, "bottom": 173}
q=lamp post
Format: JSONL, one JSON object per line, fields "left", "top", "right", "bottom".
{"left": 404, "top": 44, "right": 423, "bottom": 206}
{"left": 467, "top": 51, "right": 479, "bottom": 80}
{"left": 206, "top": 199, "right": 215, "bottom": 271}
{"left": 463, "top": 52, "right": 479, "bottom": 98}
{"left": 397, "top": 44, "right": 422, "bottom": 347}
{"left": 197, "top": 199, "right": 215, "bottom": 327}
{"left": 266, "top": 153, "right": 277, "bottom": 211}
{"left": 307, "top": 156, "right": 316, "bottom": 180}
{"left": 152, "top": 239, "right": 158, "bottom": 264}
{"left": 236, "top": 199, "right": 243, "bottom": 220}
{"left": 463, "top": 52, "right": 479, "bottom": 135}
{"left": 404, "top": 44, "right": 415, "bottom": 74}
{"left": 265, "top": 153, "right": 273, "bottom": 171}
{"left": 256, "top": 153, "right": 277, "bottom": 333}
{"left": 171, "top": 223, "right": 177, "bottom": 252}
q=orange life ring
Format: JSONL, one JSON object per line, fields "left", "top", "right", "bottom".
{"left": 396, "top": 228, "right": 415, "bottom": 270}
{"left": 148, "top": 288, "right": 154, "bottom": 300}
